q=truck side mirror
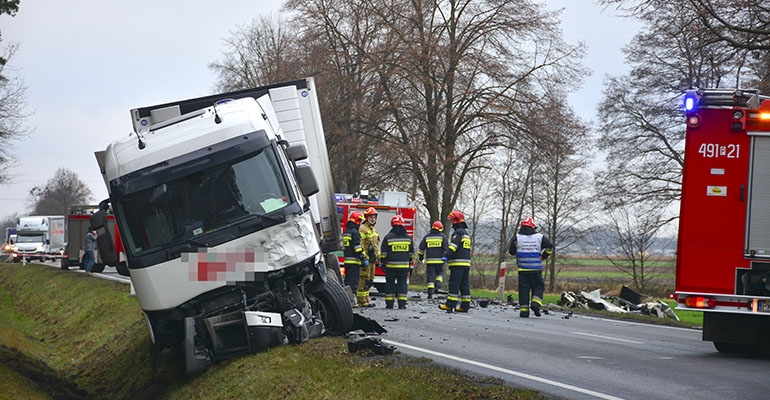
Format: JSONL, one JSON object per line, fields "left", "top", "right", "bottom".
{"left": 295, "top": 164, "right": 319, "bottom": 197}
{"left": 286, "top": 144, "right": 309, "bottom": 161}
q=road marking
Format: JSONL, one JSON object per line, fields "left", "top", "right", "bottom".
{"left": 571, "top": 331, "right": 643, "bottom": 344}
{"left": 383, "top": 339, "right": 626, "bottom": 400}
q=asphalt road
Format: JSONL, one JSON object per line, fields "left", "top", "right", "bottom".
{"left": 355, "top": 292, "right": 770, "bottom": 400}
{"left": 31, "top": 261, "right": 770, "bottom": 399}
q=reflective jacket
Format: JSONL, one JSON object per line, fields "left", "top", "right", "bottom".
{"left": 380, "top": 226, "right": 413, "bottom": 269}
{"left": 343, "top": 221, "right": 367, "bottom": 265}
{"left": 509, "top": 226, "right": 554, "bottom": 272}
{"left": 445, "top": 222, "right": 471, "bottom": 268}
{"left": 359, "top": 221, "right": 380, "bottom": 261}
{"left": 418, "top": 229, "right": 447, "bottom": 264}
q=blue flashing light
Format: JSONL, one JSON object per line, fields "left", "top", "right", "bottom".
{"left": 684, "top": 90, "right": 698, "bottom": 112}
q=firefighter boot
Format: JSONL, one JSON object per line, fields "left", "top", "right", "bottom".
{"left": 531, "top": 301, "right": 542, "bottom": 317}
{"left": 520, "top": 306, "right": 530, "bottom": 318}
{"left": 398, "top": 299, "right": 407, "bottom": 310}
{"left": 427, "top": 287, "right": 434, "bottom": 299}
{"left": 386, "top": 300, "right": 394, "bottom": 309}
{"left": 438, "top": 303, "right": 454, "bottom": 313}
{"left": 456, "top": 299, "right": 471, "bottom": 313}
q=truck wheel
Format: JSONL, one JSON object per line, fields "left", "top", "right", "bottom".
{"left": 92, "top": 263, "right": 106, "bottom": 273}
{"left": 60, "top": 259, "right": 68, "bottom": 270}
{"left": 310, "top": 278, "right": 353, "bottom": 336}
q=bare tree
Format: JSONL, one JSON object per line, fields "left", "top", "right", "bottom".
{"left": 29, "top": 168, "right": 93, "bottom": 215}
{"left": 599, "top": 201, "right": 670, "bottom": 291}
{"left": 458, "top": 164, "right": 496, "bottom": 287}
{"left": 600, "top": 0, "right": 770, "bottom": 90}
{"left": 209, "top": 14, "right": 304, "bottom": 91}
{"left": 0, "top": 42, "right": 30, "bottom": 184}
{"left": 358, "top": 0, "right": 587, "bottom": 229}
{"left": 530, "top": 99, "right": 593, "bottom": 292}
{"left": 595, "top": 1, "right": 750, "bottom": 210}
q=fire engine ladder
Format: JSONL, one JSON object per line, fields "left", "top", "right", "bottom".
{"left": 693, "top": 88, "right": 766, "bottom": 108}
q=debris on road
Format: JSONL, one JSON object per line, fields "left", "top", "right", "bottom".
{"left": 557, "top": 286, "right": 679, "bottom": 321}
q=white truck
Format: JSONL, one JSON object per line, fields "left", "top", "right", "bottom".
{"left": 13, "top": 215, "right": 65, "bottom": 262}
{"left": 93, "top": 78, "right": 352, "bottom": 374}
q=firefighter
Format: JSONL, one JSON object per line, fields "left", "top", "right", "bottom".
{"left": 418, "top": 220, "right": 447, "bottom": 299}
{"left": 380, "top": 215, "right": 413, "bottom": 309}
{"left": 356, "top": 207, "right": 380, "bottom": 307}
{"left": 343, "top": 211, "right": 368, "bottom": 296}
{"left": 508, "top": 217, "right": 553, "bottom": 318}
{"left": 439, "top": 210, "right": 472, "bottom": 313}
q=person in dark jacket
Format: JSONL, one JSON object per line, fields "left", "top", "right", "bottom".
{"left": 439, "top": 210, "right": 472, "bottom": 313}
{"left": 83, "top": 227, "right": 97, "bottom": 276}
{"left": 418, "top": 220, "right": 447, "bottom": 299}
{"left": 508, "top": 217, "right": 554, "bottom": 317}
{"left": 343, "top": 211, "right": 368, "bottom": 294}
{"left": 380, "top": 215, "right": 413, "bottom": 309}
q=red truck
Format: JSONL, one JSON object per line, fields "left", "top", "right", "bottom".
{"left": 336, "top": 191, "right": 417, "bottom": 293}
{"left": 677, "top": 88, "right": 770, "bottom": 354}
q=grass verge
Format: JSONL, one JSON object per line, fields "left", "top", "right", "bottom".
{"left": 0, "top": 264, "right": 548, "bottom": 400}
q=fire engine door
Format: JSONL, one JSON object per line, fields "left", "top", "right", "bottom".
{"left": 745, "top": 134, "right": 770, "bottom": 258}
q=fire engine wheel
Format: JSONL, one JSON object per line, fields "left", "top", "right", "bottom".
{"left": 91, "top": 263, "right": 106, "bottom": 273}
{"left": 309, "top": 278, "right": 353, "bottom": 336}
{"left": 713, "top": 341, "right": 757, "bottom": 354}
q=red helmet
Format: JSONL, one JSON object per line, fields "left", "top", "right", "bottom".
{"left": 432, "top": 220, "right": 443, "bottom": 231}
{"left": 364, "top": 207, "right": 378, "bottom": 217}
{"left": 349, "top": 211, "right": 365, "bottom": 225}
{"left": 521, "top": 217, "right": 536, "bottom": 229}
{"left": 391, "top": 215, "right": 405, "bottom": 226}
{"left": 448, "top": 210, "right": 465, "bottom": 224}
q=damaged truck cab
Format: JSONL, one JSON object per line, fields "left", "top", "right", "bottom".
{"left": 94, "top": 78, "right": 351, "bottom": 374}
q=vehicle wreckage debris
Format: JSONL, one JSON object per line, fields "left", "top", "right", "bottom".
{"left": 557, "top": 286, "right": 679, "bottom": 321}
{"left": 347, "top": 337, "right": 396, "bottom": 355}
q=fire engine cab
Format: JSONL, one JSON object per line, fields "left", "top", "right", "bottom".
{"left": 336, "top": 191, "right": 417, "bottom": 293}
{"left": 677, "top": 88, "right": 770, "bottom": 354}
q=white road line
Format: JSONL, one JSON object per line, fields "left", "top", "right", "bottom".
{"left": 570, "top": 331, "right": 643, "bottom": 344}
{"left": 382, "top": 339, "right": 626, "bottom": 400}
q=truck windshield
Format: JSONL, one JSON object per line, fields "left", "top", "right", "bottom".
{"left": 17, "top": 235, "right": 44, "bottom": 243}
{"left": 116, "top": 145, "right": 293, "bottom": 256}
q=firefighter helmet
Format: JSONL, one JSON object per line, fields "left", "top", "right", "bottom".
{"left": 521, "top": 217, "right": 536, "bottom": 229}
{"left": 364, "top": 207, "right": 378, "bottom": 219}
{"left": 391, "top": 215, "right": 405, "bottom": 226}
{"left": 448, "top": 210, "right": 465, "bottom": 224}
{"left": 349, "top": 211, "right": 365, "bottom": 225}
{"left": 432, "top": 220, "right": 443, "bottom": 231}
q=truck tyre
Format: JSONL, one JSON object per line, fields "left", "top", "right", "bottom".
{"left": 310, "top": 278, "right": 353, "bottom": 336}
{"left": 92, "top": 263, "right": 106, "bottom": 273}
{"left": 60, "top": 258, "right": 69, "bottom": 270}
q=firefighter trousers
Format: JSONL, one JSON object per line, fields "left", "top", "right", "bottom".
{"left": 446, "top": 266, "right": 470, "bottom": 310}
{"left": 518, "top": 270, "right": 544, "bottom": 312}
{"left": 356, "top": 263, "right": 374, "bottom": 306}
{"left": 344, "top": 264, "right": 361, "bottom": 292}
{"left": 385, "top": 267, "right": 409, "bottom": 309}
{"left": 425, "top": 262, "right": 444, "bottom": 295}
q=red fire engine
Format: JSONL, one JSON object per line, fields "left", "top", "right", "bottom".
{"left": 678, "top": 88, "right": 770, "bottom": 354}
{"left": 60, "top": 204, "right": 127, "bottom": 275}
{"left": 336, "top": 191, "right": 417, "bottom": 293}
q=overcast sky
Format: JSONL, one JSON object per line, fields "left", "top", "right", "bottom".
{"left": 0, "top": 0, "right": 640, "bottom": 219}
